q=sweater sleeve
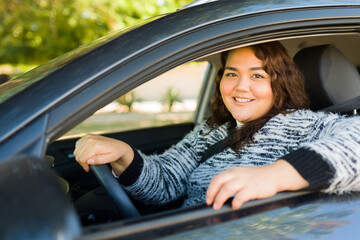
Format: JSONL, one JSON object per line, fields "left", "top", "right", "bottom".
{"left": 284, "top": 113, "right": 360, "bottom": 194}
{"left": 121, "top": 122, "right": 228, "bottom": 205}
{"left": 117, "top": 148, "right": 144, "bottom": 187}
{"left": 281, "top": 147, "right": 334, "bottom": 190}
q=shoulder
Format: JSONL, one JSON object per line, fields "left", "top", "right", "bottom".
{"left": 181, "top": 121, "right": 230, "bottom": 144}
{"left": 195, "top": 120, "right": 230, "bottom": 134}
{"left": 276, "top": 109, "right": 341, "bottom": 122}
{"left": 272, "top": 109, "right": 360, "bottom": 131}
{"left": 196, "top": 121, "right": 232, "bottom": 143}
{"left": 262, "top": 109, "right": 343, "bottom": 131}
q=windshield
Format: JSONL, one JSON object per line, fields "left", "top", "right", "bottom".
{"left": 0, "top": 17, "right": 156, "bottom": 105}
{"left": 0, "top": 30, "right": 130, "bottom": 104}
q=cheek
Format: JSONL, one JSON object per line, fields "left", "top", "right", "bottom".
{"left": 253, "top": 82, "right": 274, "bottom": 101}
{"left": 219, "top": 78, "right": 232, "bottom": 96}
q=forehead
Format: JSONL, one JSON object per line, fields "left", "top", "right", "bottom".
{"left": 226, "top": 47, "right": 263, "bottom": 66}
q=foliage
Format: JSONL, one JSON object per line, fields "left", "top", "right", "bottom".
{"left": 163, "top": 87, "right": 182, "bottom": 112}
{"left": 0, "top": 0, "right": 191, "bottom": 66}
{"left": 116, "top": 91, "right": 141, "bottom": 112}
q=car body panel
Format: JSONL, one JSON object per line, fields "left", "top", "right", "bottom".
{"left": 160, "top": 194, "right": 360, "bottom": 240}
{"left": 81, "top": 192, "right": 360, "bottom": 239}
{"left": 0, "top": 156, "right": 81, "bottom": 239}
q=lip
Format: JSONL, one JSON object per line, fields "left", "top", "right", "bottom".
{"left": 233, "top": 97, "right": 254, "bottom": 105}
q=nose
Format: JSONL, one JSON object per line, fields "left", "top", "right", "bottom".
{"left": 234, "top": 76, "right": 250, "bottom": 92}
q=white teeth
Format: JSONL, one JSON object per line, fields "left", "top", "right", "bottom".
{"left": 235, "top": 98, "right": 252, "bottom": 102}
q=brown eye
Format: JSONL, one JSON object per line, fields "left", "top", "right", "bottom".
{"left": 252, "top": 74, "right": 264, "bottom": 79}
{"left": 225, "top": 73, "right": 237, "bottom": 77}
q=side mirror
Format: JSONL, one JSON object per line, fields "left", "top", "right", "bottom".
{"left": 0, "top": 155, "right": 81, "bottom": 239}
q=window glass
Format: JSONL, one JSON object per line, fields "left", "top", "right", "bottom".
{"left": 62, "top": 61, "right": 209, "bottom": 138}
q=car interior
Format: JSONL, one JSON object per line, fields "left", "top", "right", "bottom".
{"left": 46, "top": 33, "right": 360, "bottom": 226}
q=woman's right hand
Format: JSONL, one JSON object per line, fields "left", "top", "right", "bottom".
{"left": 73, "top": 134, "right": 134, "bottom": 176}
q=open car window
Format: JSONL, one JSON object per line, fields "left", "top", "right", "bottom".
{"left": 62, "top": 61, "right": 210, "bottom": 138}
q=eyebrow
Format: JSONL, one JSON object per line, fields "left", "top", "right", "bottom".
{"left": 224, "top": 66, "right": 265, "bottom": 71}
{"left": 250, "top": 67, "right": 265, "bottom": 71}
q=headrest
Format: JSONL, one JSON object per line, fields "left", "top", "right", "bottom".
{"left": 293, "top": 45, "right": 360, "bottom": 111}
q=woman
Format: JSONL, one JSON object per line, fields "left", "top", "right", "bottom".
{"left": 74, "top": 41, "right": 360, "bottom": 210}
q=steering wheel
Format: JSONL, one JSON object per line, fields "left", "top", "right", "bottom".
{"left": 90, "top": 165, "right": 140, "bottom": 219}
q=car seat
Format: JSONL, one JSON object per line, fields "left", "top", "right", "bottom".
{"left": 293, "top": 45, "right": 360, "bottom": 112}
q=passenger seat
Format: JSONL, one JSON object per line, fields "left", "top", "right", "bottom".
{"left": 293, "top": 45, "right": 360, "bottom": 112}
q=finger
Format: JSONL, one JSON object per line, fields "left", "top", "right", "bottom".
{"left": 74, "top": 136, "right": 102, "bottom": 165}
{"left": 73, "top": 138, "right": 82, "bottom": 158}
{"left": 231, "top": 188, "right": 253, "bottom": 210}
{"left": 75, "top": 146, "right": 93, "bottom": 164}
{"left": 206, "top": 173, "right": 235, "bottom": 206}
{"left": 77, "top": 154, "right": 108, "bottom": 173}
{"left": 74, "top": 142, "right": 96, "bottom": 172}
{"left": 78, "top": 161, "right": 90, "bottom": 172}
{"left": 73, "top": 136, "right": 90, "bottom": 161}
{"left": 86, "top": 153, "right": 114, "bottom": 166}
{"left": 73, "top": 135, "right": 105, "bottom": 173}
{"left": 212, "top": 180, "right": 244, "bottom": 210}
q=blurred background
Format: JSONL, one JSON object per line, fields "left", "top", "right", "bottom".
{"left": 0, "top": 0, "right": 191, "bottom": 78}
{"left": 0, "top": 0, "right": 210, "bottom": 138}
{"left": 0, "top": 0, "right": 212, "bottom": 138}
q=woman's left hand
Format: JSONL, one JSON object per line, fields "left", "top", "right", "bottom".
{"left": 206, "top": 160, "right": 309, "bottom": 210}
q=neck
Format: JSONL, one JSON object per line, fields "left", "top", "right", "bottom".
{"left": 236, "top": 120, "right": 243, "bottom": 128}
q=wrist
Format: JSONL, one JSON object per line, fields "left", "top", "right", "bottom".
{"left": 111, "top": 143, "right": 134, "bottom": 176}
{"left": 272, "top": 159, "right": 309, "bottom": 192}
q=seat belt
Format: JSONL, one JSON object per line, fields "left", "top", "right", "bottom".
{"left": 199, "top": 122, "right": 235, "bottom": 164}
{"left": 199, "top": 135, "right": 230, "bottom": 164}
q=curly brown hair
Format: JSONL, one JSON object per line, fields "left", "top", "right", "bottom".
{"left": 206, "top": 41, "right": 310, "bottom": 152}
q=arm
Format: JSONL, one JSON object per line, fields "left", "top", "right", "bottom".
{"left": 121, "top": 123, "right": 229, "bottom": 205}
{"left": 75, "top": 122, "right": 228, "bottom": 205}
{"left": 73, "top": 132, "right": 199, "bottom": 205}
{"left": 206, "top": 159, "right": 309, "bottom": 210}
{"left": 207, "top": 113, "right": 360, "bottom": 210}
{"left": 287, "top": 115, "right": 360, "bottom": 194}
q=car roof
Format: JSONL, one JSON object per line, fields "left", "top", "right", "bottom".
{"left": 2, "top": 0, "right": 359, "bottom": 104}
{"left": 179, "top": 0, "right": 218, "bottom": 9}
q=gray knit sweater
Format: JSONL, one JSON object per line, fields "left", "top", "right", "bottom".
{"left": 118, "top": 109, "right": 360, "bottom": 207}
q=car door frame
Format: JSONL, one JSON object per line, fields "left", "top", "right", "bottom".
{"left": 69, "top": 5, "right": 360, "bottom": 239}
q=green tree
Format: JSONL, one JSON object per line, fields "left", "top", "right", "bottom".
{"left": 116, "top": 91, "right": 141, "bottom": 112}
{"left": 0, "top": 0, "right": 191, "bottom": 66}
{"left": 163, "top": 87, "right": 182, "bottom": 112}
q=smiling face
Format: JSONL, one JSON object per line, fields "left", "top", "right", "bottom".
{"left": 220, "top": 47, "right": 275, "bottom": 123}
